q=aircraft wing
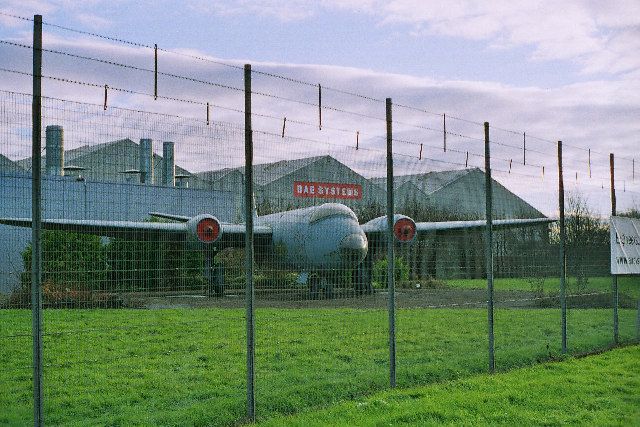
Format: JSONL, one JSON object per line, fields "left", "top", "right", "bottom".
{"left": 361, "top": 216, "right": 555, "bottom": 237}
{"left": 148, "top": 212, "right": 272, "bottom": 235}
{"left": 415, "top": 217, "right": 556, "bottom": 232}
{"left": 0, "top": 217, "right": 273, "bottom": 246}
{"left": 0, "top": 217, "right": 187, "bottom": 239}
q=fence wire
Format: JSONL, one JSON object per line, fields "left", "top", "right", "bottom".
{"left": 0, "top": 12, "right": 638, "bottom": 426}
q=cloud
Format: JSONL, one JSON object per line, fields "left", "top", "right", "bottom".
{"left": 0, "top": 26, "right": 638, "bottom": 215}
{"left": 192, "top": 0, "right": 640, "bottom": 78}
{"left": 188, "top": 0, "right": 321, "bottom": 22}
{"left": 352, "top": 0, "right": 640, "bottom": 77}
{"left": 0, "top": 0, "right": 112, "bottom": 33}
{"left": 73, "top": 12, "right": 111, "bottom": 29}
{"left": 1, "top": 33, "right": 637, "bottom": 153}
{"left": 0, "top": 0, "right": 55, "bottom": 27}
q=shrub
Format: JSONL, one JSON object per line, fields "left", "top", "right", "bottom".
{"left": 20, "top": 230, "right": 106, "bottom": 291}
{"left": 104, "top": 218, "right": 205, "bottom": 292}
{"left": 19, "top": 219, "right": 207, "bottom": 296}
{"left": 372, "top": 257, "right": 409, "bottom": 289}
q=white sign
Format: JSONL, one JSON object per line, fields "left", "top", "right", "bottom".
{"left": 610, "top": 216, "right": 640, "bottom": 275}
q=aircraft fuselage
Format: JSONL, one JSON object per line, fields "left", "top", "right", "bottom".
{"left": 256, "top": 203, "right": 368, "bottom": 270}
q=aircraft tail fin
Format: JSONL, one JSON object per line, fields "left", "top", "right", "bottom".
{"left": 240, "top": 191, "right": 259, "bottom": 222}
{"left": 149, "top": 212, "right": 191, "bottom": 222}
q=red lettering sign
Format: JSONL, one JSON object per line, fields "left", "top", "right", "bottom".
{"left": 293, "top": 181, "right": 362, "bottom": 200}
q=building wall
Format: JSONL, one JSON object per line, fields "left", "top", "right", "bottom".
{"left": 390, "top": 169, "right": 548, "bottom": 280}
{"left": 192, "top": 171, "right": 246, "bottom": 222}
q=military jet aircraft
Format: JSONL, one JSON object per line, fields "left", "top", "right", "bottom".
{"left": 0, "top": 203, "right": 554, "bottom": 298}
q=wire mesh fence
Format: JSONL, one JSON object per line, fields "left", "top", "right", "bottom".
{"left": 0, "top": 12, "right": 638, "bottom": 426}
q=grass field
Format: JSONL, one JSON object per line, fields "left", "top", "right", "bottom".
{"left": 1, "top": 307, "right": 638, "bottom": 426}
{"left": 447, "top": 276, "right": 640, "bottom": 299}
{"left": 260, "top": 345, "right": 640, "bottom": 426}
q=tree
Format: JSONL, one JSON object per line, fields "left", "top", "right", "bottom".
{"left": 559, "top": 192, "right": 610, "bottom": 286}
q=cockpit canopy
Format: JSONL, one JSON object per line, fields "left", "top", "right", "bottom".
{"left": 309, "top": 203, "right": 358, "bottom": 224}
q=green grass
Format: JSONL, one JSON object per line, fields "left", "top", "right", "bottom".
{"left": 261, "top": 345, "right": 640, "bottom": 426}
{"left": 0, "top": 308, "right": 638, "bottom": 425}
{"left": 446, "top": 276, "right": 640, "bottom": 299}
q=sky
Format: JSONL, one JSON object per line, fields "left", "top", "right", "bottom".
{"left": 0, "top": 0, "right": 639, "bottom": 213}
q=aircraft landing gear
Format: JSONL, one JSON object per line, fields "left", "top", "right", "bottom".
{"left": 204, "top": 251, "right": 224, "bottom": 297}
{"left": 354, "top": 252, "right": 374, "bottom": 295}
{"left": 309, "top": 274, "right": 334, "bottom": 300}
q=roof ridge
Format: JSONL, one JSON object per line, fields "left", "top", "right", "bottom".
{"left": 195, "top": 155, "right": 329, "bottom": 185}
{"left": 425, "top": 168, "right": 473, "bottom": 195}
{"left": 369, "top": 168, "right": 472, "bottom": 194}
{"left": 259, "top": 155, "right": 331, "bottom": 186}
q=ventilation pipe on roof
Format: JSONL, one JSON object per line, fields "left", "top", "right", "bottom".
{"left": 45, "top": 125, "right": 64, "bottom": 176}
{"left": 139, "top": 138, "right": 154, "bottom": 184}
{"left": 162, "top": 141, "right": 175, "bottom": 186}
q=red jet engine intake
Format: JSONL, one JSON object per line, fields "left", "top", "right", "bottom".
{"left": 197, "top": 218, "right": 220, "bottom": 242}
{"left": 393, "top": 217, "right": 416, "bottom": 242}
{"left": 188, "top": 214, "right": 222, "bottom": 244}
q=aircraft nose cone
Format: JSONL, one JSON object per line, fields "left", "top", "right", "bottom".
{"left": 340, "top": 233, "right": 368, "bottom": 266}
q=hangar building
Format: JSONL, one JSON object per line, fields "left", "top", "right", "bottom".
{"left": 372, "top": 169, "right": 548, "bottom": 279}
{"left": 195, "top": 155, "right": 388, "bottom": 220}
{"left": 16, "top": 136, "right": 206, "bottom": 187}
{"left": 371, "top": 168, "right": 543, "bottom": 219}
{"left": 198, "top": 156, "right": 549, "bottom": 280}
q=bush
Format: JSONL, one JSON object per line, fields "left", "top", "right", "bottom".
{"left": 19, "top": 219, "right": 207, "bottom": 296}
{"left": 253, "top": 272, "right": 299, "bottom": 289}
{"left": 104, "top": 236, "right": 204, "bottom": 292}
{"left": 21, "top": 230, "right": 106, "bottom": 291}
{"left": 372, "top": 257, "right": 409, "bottom": 289}
{"left": 103, "top": 218, "right": 205, "bottom": 292}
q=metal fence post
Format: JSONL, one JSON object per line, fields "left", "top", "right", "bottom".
{"left": 244, "top": 63, "right": 256, "bottom": 421}
{"left": 609, "top": 153, "right": 619, "bottom": 345}
{"left": 557, "top": 141, "right": 567, "bottom": 354}
{"left": 386, "top": 98, "right": 396, "bottom": 388}
{"left": 484, "top": 122, "right": 495, "bottom": 373}
{"left": 31, "top": 14, "right": 44, "bottom": 427}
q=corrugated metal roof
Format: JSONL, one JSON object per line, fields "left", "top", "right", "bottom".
{"left": 255, "top": 155, "right": 329, "bottom": 185}
{"left": 199, "top": 156, "right": 476, "bottom": 197}
{"left": 197, "top": 155, "right": 331, "bottom": 186}
{"left": 371, "top": 168, "right": 474, "bottom": 195}
{"left": 195, "top": 168, "right": 242, "bottom": 183}
{"left": 66, "top": 139, "right": 137, "bottom": 163}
